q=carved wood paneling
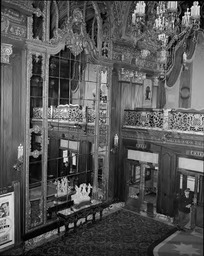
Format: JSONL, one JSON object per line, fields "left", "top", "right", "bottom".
{"left": 0, "top": 51, "right": 24, "bottom": 188}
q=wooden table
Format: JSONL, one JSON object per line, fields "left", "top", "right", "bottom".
{"left": 57, "top": 200, "right": 111, "bottom": 233}
{"left": 47, "top": 200, "right": 74, "bottom": 219}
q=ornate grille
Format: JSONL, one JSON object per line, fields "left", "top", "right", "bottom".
{"left": 123, "top": 109, "right": 204, "bottom": 133}
{"left": 168, "top": 112, "right": 204, "bottom": 132}
{"left": 123, "top": 110, "right": 164, "bottom": 129}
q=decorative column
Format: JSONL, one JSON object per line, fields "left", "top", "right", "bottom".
{"left": 92, "top": 65, "right": 101, "bottom": 200}
{"left": 152, "top": 76, "right": 159, "bottom": 108}
{"left": 139, "top": 162, "right": 146, "bottom": 204}
{"left": 1, "top": 43, "right": 13, "bottom": 64}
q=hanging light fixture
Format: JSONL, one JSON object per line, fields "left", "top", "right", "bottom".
{"left": 131, "top": 1, "right": 201, "bottom": 75}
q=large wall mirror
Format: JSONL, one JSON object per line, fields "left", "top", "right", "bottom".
{"left": 26, "top": 53, "right": 110, "bottom": 232}
{"left": 25, "top": 3, "right": 110, "bottom": 233}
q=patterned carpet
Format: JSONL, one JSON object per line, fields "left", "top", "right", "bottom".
{"left": 16, "top": 208, "right": 175, "bottom": 256}
{"left": 2, "top": 208, "right": 177, "bottom": 256}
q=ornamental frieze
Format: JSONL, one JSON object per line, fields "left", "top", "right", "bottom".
{"left": 9, "top": 24, "right": 26, "bottom": 37}
{"left": 1, "top": 6, "right": 26, "bottom": 24}
{"left": 122, "top": 129, "right": 204, "bottom": 148}
{"left": 1, "top": 8, "right": 27, "bottom": 39}
{"left": 118, "top": 68, "right": 146, "bottom": 83}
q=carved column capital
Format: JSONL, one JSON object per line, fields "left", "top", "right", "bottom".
{"left": 1, "top": 43, "right": 13, "bottom": 64}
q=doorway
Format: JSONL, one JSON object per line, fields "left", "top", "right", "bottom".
{"left": 177, "top": 170, "right": 203, "bottom": 228}
{"left": 125, "top": 160, "right": 158, "bottom": 215}
{"left": 144, "top": 166, "right": 158, "bottom": 215}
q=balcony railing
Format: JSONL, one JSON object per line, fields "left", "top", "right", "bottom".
{"left": 32, "top": 104, "right": 108, "bottom": 125}
{"left": 123, "top": 108, "right": 204, "bottom": 133}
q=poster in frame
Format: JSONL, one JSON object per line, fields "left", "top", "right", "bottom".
{"left": 0, "top": 190, "right": 15, "bottom": 250}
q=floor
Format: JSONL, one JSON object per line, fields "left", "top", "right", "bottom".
{"left": 153, "top": 227, "right": 203, "bottom": 256}
{"left": 1, "top": 202, "right": 203, "bottom": 256}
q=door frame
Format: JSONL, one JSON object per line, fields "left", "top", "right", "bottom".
{"left": 177, "top": 168, "right": 203, "bottom": 228}
{"left": 124, "top": 159, "right": 159, "bottom": 214}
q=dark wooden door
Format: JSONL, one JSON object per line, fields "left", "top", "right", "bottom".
{"left": 157, "top": 147, "right": 177, "bottom": 217}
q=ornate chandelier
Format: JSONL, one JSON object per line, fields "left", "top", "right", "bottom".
{"left": 131, "top": 1, "right": 201, "bottom": 76}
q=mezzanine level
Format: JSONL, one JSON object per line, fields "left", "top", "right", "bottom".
{"left": 122, "top": 108, "right": 204, "bottom": 149}
{"left": 123, "top": 108, "right": 204, "bottom": 134}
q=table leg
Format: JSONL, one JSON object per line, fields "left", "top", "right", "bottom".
{"left": 74, "top": 220, "right": 77, "bottom": 231}
{"left": 57, "top": 217, "right": 60, "bottom": 234}
{"left": 100, "top": 210, "right": 103, "bottom": 220}
{"left": 65, "top": 221, "right": 69, "bottom": 232}
{"left": 93, "top": 213, "right": 96, "bottom": 223}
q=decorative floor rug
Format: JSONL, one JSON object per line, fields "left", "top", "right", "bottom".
{"left": 152, "top": 229, "right": 203, "bottom": 256}
{"left": 20, "top": 208, "right": 175, "bottom": 256}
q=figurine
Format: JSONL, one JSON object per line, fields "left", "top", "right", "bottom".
{"left": 71, "top": 183, "right": 92, "bottom": 206}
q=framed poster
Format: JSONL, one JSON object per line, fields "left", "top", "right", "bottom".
{"left": 0, "top": 191, "right": 15, "bottom": 250}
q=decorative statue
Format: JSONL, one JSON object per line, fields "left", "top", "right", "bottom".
{"left": 71, "top": 183, "right": 92, "bottom": 206}
{"left": 54, "top": 177, "right": 71, "bottom": 197}
{"left": 87, "top": 183, "right": 92, "bottom": 195}
{"left": 81, "top": 183, "right": 87, "bottom": 195}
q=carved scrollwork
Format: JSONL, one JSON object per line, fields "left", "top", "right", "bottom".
{"left": 31, "top": 125, "right": 41, "bottom": 134}
{"left": 29, "top": 125, "right": 43, "bottom": 158}
{"left": 28, "top": 198, "right": 43, "bottom": 229}
{"left": 1, "top": 16, "right": 10, "bottom": 33}
{"left": 50, "top": 8, "right": 85, "bottom": 56}
{"left": 50, "top": 8, "right": 98, "bottom": 58}
{"left": 33, "top": 8, "right": 43, "bottom": 18}
{"left": 30, "top": 149, "right": 42, "bottom": 159}
{"left": 1, "top": 7, "right": 27, "bottom": 39}
{"left": 1, "top": 43, "right": 13, "bottom": 64}
{"left": 119, "top": 68, "right": 146, "bottom": 84}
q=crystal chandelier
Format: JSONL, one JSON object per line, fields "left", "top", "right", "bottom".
{"left": 131, "top": 1, "right": 201, "bottom": 76}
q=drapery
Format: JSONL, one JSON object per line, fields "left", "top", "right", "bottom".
{"left": 157, "top": 31, "right": 198, "bottom": 108}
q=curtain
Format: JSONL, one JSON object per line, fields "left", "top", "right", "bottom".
{"left": 157, "top": 32, "right": 197, "bottom": 108}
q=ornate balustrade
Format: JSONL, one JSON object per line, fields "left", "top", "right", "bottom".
{"left": 123, "top": 108, "right": 204, "bottom": 133}
{"left": 168, "top": 110, "right": 204, "bottom": 132}
{"left": 33, "top": 105, "right": 87, "bottom": 124}
{"left": 32, "top": 104, "right": 108, "bottom": 125}
{"left": 123, "top": 109, "right": 164, "bottom": 129}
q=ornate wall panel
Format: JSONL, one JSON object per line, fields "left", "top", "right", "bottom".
{"left": 1, "top": 5, "right": 28, "bottom": 40}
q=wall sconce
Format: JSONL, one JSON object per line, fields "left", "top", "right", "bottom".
{"left": 17, "top": 144, "right": 23, "bottom": 160}
{"left": 111, "top": 134, "right": 119, "bottom": 153}
{"left": 13, "top": 144, "right": 23, "bottom": 171}
{"left": 183, "top": 52, "right": 188, "bottom": 70}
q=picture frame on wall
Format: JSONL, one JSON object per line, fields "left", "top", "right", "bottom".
{"left": 0, "top": 190, "right": 15, "bottom": 251}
